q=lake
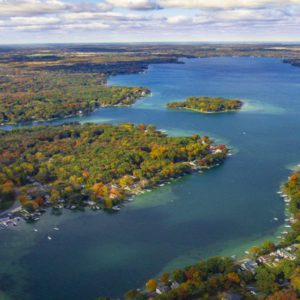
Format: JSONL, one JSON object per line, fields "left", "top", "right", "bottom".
{"left": 1, "top": 57, "right": 300, "bottom": 300}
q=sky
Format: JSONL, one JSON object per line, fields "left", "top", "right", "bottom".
{"left": 0, "top": 0, "right": 300, "bottom": 44}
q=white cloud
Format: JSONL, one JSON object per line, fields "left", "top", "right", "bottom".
{"left": 157, "top": 0, "right": 300, "bottom": 10}
{"left": 0, "top": 0, "right": 69, "bottom": 16}
{"left": 105, "top": 0, "right": 159, "bottom": 10}
{"left": 0, "top": 0, "right": 299, "bottom": 41}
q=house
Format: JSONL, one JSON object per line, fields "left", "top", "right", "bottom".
{"left": 222, "top": 292, "right": 243, "bottom": 300}
{"left": 240, "top": 260, "right": 258, "bottom": 273}
{"left": 156, "top": 284, "right": 170, "bottom": 295}
{"left": 257, "top": 255, "right": 274, "bottom": 266}
{"left": 277, "top": 249, "right": 296, "bottom": 260}
{"left": 171, "top": 281, "right": 180, "bottom": 289}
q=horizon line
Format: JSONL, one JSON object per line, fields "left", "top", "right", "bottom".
{"left": 1, "top": 41, "right": 300, "bottom": 47}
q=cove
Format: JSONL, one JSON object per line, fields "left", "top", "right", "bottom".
{"left": 1, "top": 57, "right": 300, "bottom": 300}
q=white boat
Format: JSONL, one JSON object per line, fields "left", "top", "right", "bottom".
{"left": 273, "top": 217, "right": 278, "bottom": 221}
{"left": 159, "top": 183, "right": 165, "bottom": 187}
{"left": 112, "top": 206, "right": 120, "bottom": 211}
{"left": 285, "top": 225, "right": 291, "bottom": 228}
{"left": 53, "top": 227, "right": 60, "bottom": 231}
{"left": 34, "top": 229, "right": 38, "bottom": 232}
{"left": 48, "top": 236, "right": 52, "bottom": 240}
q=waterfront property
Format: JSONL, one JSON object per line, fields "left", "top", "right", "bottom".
{"left": 2, "top": 55, "right": 300, "bottom": 300}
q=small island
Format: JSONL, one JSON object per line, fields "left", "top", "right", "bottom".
{"left": 167, "top": 96, "right": 243, "bottom": 113}
{"left": 0, "top": 123, "right": 228, "bottom": 219}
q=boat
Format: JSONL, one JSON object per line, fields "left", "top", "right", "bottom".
{"left": 159, "top": 183, "right": 165, "bottom": 187}
{"left": 53, "top": 227, "right": 60, "bottom": 231}
{"left": 112, "top": 206, "right": 121, "bottom": 211}
{"left": 48, "top": 236, "right": 52, "bottom": 240}
{"left": 34, "top": 229, "right": 38, "bottom": 232}
{"left": 285, "top": 225, "right": 291, "bottom": 228}
{"left": 273, "top": 217, "right": 278, "bottom": 221}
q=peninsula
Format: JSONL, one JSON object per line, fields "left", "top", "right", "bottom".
{"left": 167, "top": 97, "right": 243, "bottom": 113}
{"left": 0, "top": 123, "right": 228, "bottom": 217}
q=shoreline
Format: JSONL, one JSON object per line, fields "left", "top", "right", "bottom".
{"left": 0, "top": 153, "right": 228, "bottom": 227}
{"left": 1, "top": 54, "right": 297, "bottom": 128}
{"left": 167, "top": 106, "right": 242, "bottom": 114}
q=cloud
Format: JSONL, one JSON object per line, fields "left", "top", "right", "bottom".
{"left": 155, "top": 0, "right": 300, "bottom": 10}
{"left": 0, "top": 0, "right": 299, "bottom": 42}
{"left": 105, "top": 0, "right": 160, "bottom": 10}
{"left": 0, "top": 0, "right": 70, "bottom": 16}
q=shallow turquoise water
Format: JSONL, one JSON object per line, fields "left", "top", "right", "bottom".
{"left": 1, "top": 57, "right": 300, "bottom": 299}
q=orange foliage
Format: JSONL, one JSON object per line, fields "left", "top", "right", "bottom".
{"left": 145, "top": 279, "right": 157, "bottom": 292}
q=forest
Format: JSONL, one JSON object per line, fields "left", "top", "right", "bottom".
{"left": 1, "top": 44, "right": 300, "bottom": 125}
{"left": 167, "top": 97, "right": 243, "bottom": 113}
{"left": 0, "top": 123, "right": 227, "bottom": 212}
{"left": 0, "top": 71, "right": 149, "bottom": 124}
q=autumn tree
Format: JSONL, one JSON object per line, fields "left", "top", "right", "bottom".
{"left": 145, "top": 279, "right": 157, "bottom": 292}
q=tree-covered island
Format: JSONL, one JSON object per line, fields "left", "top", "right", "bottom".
{"left": 0, "top": 123, "right": 228, "bottom": 214}
{"left": 167, "top": 97, "right": 243, "bottom": 113}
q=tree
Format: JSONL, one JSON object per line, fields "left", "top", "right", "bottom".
{"left": 23, "top": 200, "right": 38, "bottom": 212}
{"left": 267, "top": 289, "right": 298, "bottom": 300}
{"left": 261, "top": 240, "right": 276, "bottom": 253}
{"left": 119, "top": 175, "right": 134, "bottom": 188}
{"left": 255, "top": 266, "right": 277, "bottom": 293}
{"left": 226, "top": 272, "right": 240, "bottom": 284}
{"left": 172, "top": 269, "right": 187, "bottom": 284}
{"left": 50, "top": 189, "right": 60, "bottom": 203}
{"left": 160, "top": 272, "right": 169, "bottom": 285}
{"left": 145, "top": 279, "right": 157, "bottom": 292}
{"left": 290, "top": 267, "right": 300, "bottom": 292}
{"left": 124, "top": 289, "right": 144, "bottom": 300}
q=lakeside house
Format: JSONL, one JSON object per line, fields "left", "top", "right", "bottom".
{"left": 156, "top": 284, "right": 170, "bottom": 295}
{"left": 276, "top": 249, "right": 296, "bottom": 260}
{"left": 240, "top": 260, "right": 258, "bottom": 273}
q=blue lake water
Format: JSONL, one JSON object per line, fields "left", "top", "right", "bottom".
{"left": 1, "top": 57, "right": 300, "bottom": 300}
